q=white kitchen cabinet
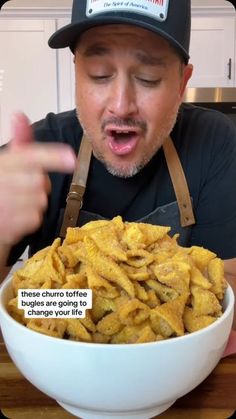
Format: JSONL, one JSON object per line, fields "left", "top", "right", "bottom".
{"left": 0, "top": 19, "right": 58, "bottom": 145}
{"left": 189, "top": 16, "right": 235, "bottom": 87}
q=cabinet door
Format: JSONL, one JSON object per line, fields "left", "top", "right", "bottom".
{"left": 0, "top": 19, "right": 58, "bottom": 145}
{"left": 188, "top": 17, "right": 235, "bottom": 87}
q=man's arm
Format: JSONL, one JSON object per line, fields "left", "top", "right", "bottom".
{"left": 224, "top": 258, "right": 236, "bottom": 330}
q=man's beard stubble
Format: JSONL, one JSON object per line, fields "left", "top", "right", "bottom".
{"left": 75, "top": 104, "right": 180, "bottom": 178}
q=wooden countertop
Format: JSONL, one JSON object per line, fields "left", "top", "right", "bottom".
{"left": 0, "top": 333, "right": 236, "bottom": 419}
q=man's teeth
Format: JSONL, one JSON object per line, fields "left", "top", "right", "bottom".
{"left": 115, "top": 130, "right": 130, "bottom": 134}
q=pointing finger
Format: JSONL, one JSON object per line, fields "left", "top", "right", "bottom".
{"left": 9, "top": 112, "right": 34, "bottom": 150}
{"left": 15, "top": 143, "right": 76, "bottom": 173}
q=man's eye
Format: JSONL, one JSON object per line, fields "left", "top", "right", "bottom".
{"left": 137, "top": 78, "right": 161, "bottom": 86}
{"left": 90, "top": 75, "right": 111, "bottom": 81}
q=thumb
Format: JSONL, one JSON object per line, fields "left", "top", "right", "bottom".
{"left": 9, "top": 112, "right": 34, "bottom": 150}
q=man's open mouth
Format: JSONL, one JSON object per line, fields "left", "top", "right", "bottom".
{"left": 111, "top": 129, "right": 136, "bottom": 140}
{"left": 105, "top": 127, "right": 140, "bottom": 156}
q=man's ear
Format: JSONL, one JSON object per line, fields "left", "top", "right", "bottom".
{"left": 179, "top": 64, "right": 193, "bottom": 100}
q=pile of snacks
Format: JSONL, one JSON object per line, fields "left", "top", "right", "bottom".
{"left": 8, "top": 216, "right": 227, "bottom": 343}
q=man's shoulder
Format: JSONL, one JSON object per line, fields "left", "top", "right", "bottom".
{"left": 180, "top": 102, "right": 235, "bottom": 131}
{"left": 32, "top": 109, "right": 82, "bottom": 148}
{"left": 172, "top": 103, "right": 236, "bottom": 182}
{"left": 176, "top": 103, "right": 236, "bottom": 148}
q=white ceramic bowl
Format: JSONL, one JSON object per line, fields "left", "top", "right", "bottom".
{"left": 0, "top": 276, "right": 234, "bottom": 419}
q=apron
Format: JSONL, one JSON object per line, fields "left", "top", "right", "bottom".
{"left": 60, "top": 136, "right": 195, "bottom": 247}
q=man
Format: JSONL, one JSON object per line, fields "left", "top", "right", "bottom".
{"left": 0, "top": 0, "right": 235, "bottom": 327}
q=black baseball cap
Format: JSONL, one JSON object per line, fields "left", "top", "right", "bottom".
{"left": 48, "top": 0, "right": 191, "bottom": 63}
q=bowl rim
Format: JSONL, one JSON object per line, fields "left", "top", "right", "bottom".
{"left": 0, "top": 275, "right": 234, "bottom": 349}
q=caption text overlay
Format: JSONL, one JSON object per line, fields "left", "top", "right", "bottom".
{"left": 18, "top": 289, "right": 92, "bottom": 318}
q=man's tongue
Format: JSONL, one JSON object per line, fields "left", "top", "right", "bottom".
{"left": 108, "top": 131, "right": 138, "bottom": 156}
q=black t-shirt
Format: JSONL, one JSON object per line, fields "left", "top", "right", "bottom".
{"left": 7, "top": 103, "right": 236, "bottom": 264}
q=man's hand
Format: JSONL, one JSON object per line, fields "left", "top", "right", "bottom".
{"left": 0, "top": 113, "right": 76, "bottom": 246}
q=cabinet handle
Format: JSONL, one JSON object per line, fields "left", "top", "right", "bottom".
{"left": 228, "top": 58, "right": 232, "bottom": 80}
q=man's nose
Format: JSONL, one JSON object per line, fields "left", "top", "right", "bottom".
{"left": 107, "top": 77, "right": 138, "bottom": 118}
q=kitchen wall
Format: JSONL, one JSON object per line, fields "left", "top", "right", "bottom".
{"left": 4, "top": 0, "right": 73, "bottom": 6}
{"left": 3, "top": 0, "right": 234, "bottom": 8}
{"left": 193, "top": 0, "right": 233, "bottom": 6}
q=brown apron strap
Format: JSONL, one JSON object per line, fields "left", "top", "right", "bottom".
{"left": 163, "top": 136, "right": 195, "bottom": 227}
{"left": 60, "top": 135, "right": 92, "bottom": 238}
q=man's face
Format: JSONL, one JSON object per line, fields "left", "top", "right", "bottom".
{"left": 74, "top": 24, "right": 192, "bottom": 178}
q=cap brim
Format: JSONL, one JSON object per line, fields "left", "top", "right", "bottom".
{"left": 48, "top": 16, "right": 189, "bottom": 62}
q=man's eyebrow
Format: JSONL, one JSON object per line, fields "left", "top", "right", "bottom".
{"left": 82, "top": 44, "right": 111, "bottom": 57}
{"left": 135, "top": 52, "right": 167, "bottom": 67}
{"left": 81, "top": 45, "right": 167, "bottom": 66}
